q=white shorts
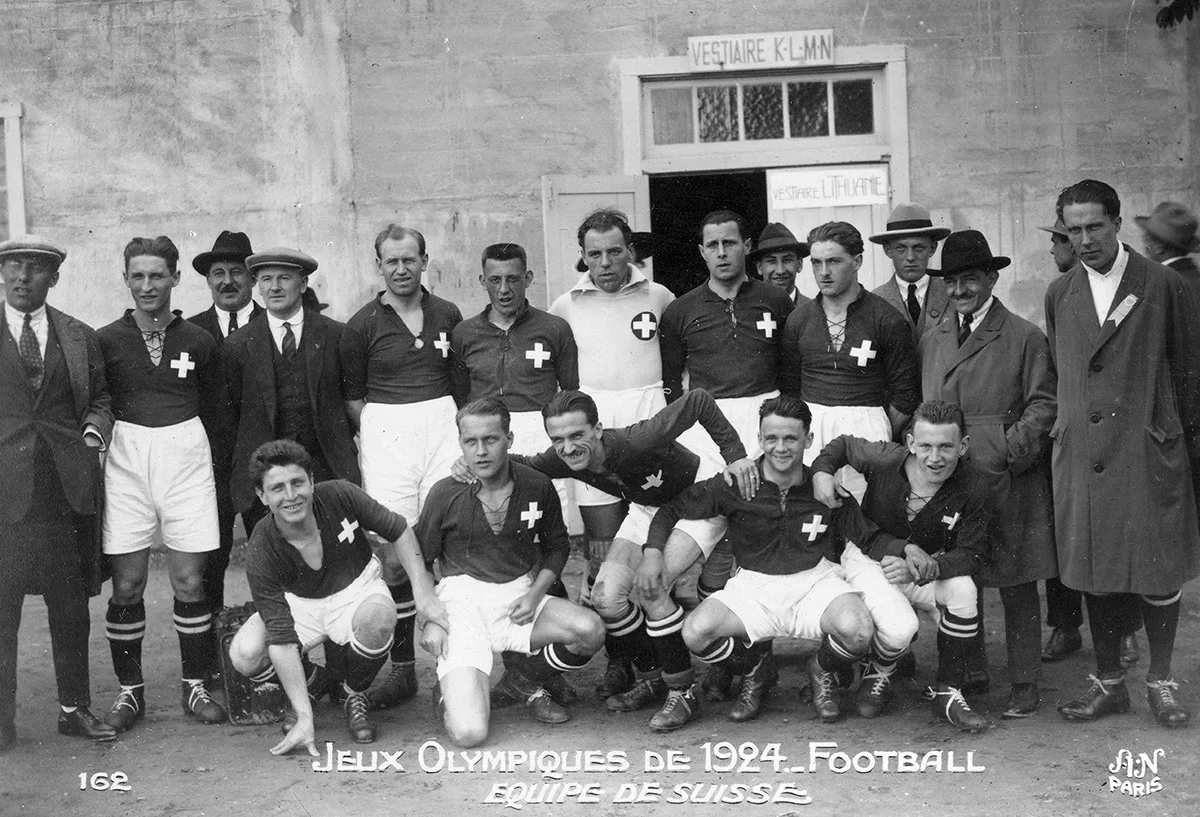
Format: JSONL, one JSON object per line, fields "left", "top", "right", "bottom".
{"left": 286, "top": 557, "right": 392, "bottom": 649}
{"left": 675, "top": 391, "right": 776, "bottom": 473}
{"left": 616, "top": 502, "right": 725, "bottom": 559}
{"left": 102, "top": 418, "right": 219, "bottom": 555}
{"left": 511, "top": 410, "right": 580, "bottom": 536}
{"left": 576, "top": 382, "right": 666, "bottom": 506}
{"left": 360, "top": 396, "right": 459, "bottom": 521}
{"left": 803, "top": 402, "right": 891, "bottom": 502}
{"left": 710, "top": 560, "right": 857, "bottom": 644}
{"left": 435, "top": 573, "right": 552, "bottom": 678}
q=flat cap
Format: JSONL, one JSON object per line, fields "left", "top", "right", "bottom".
{"left": 0, "top": 234, "right": 67, "bottom": 265}
{"left": 245, "top": 247, "right": 318, "bottom": 275}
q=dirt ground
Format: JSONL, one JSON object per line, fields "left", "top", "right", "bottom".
{"left": 2, "top": 549, "right": 1197, "bottom": 817}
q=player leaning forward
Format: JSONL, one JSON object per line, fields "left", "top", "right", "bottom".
{"left": 415, "top": 398, "right": 605, "bottom": 747}
{"left": 229, "top": 440, "right": 444, "bottom": 753}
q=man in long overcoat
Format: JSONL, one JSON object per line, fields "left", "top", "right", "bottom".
{"left": 920, "top": 230, "right": 1056, "bottom": 719}
{"left": 1045, "top": 179, "right": 1199, "bottom": 729}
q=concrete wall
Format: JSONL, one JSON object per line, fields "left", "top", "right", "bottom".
{"left": 2, "top": 0, "right": 1197, "bottom": 326}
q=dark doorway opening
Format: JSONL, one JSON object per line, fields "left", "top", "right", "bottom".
{"left": 648, "top": 170, "right": 767, "bottom": 297}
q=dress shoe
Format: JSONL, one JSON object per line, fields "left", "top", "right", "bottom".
{"left": 807, "top": 655, "right": 842, "bottom": 723}
{"left": 605, "top": 676, "right": 667, "bottom": 712}
{"left": 183, "top": 681, "right": 227, "bottom": 724}
{"left": 0, "top": 721, "right": 14, "bottom": 753}
{"left": 929, "top": 684, "right": 991, "bottom": 732}
{"left": 58, "top": 708, "right": 118, "bottom": 741}
{"left": 1041, "top": 627, "right": 1083, "bottom": 662}
{"left": 961, "top": 668, "right": 990, "bottom": 695}
{"left": 543, "top": 672, "right": 579, "bottom": 707}
{"left": 701, "top": 661, "right": 736, "bottom": 702}
{"left": 345, "top": 690, "right": 376, "bottom": 743}
{"left": 367, "top": 660, "right": 417, "bottom": 710}
{"left": 1001, "top": 683, "right": 1040, "bottom": 719}
{"left": 104, "top": 686, "right": 145, "bottom": 733}
{"left": 855, "top": 662, "right": 895, "bottom": 719}
{"left": 1120, "top": 634, "right": 1140, "bottom": 668}
{"left": 595, "top": 659, "right": 633, "bottom": 700}
{"left": 1146, "top": 679, "right": 1190, "bottom": 728}
{"left": 649, "top": 687, "right": 700, "bottom": 732}
{"left": 728, "top": 654, "right": 778, "bottom": 723}
{"left": 1058, "top": 674, "right": 1131, "bottom": 722}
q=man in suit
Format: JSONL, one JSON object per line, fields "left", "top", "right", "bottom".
{"left": 0, "top": 235, "right": 118, "bottom": 749}
{"left": 751, "top": 222, "right": 810, "bottom": 306}
{"left": 869, "top": 203, "right": 951, "bottom": 340}
{"left": 920, "top": 230, "right": 1057, "bottom": 719}
{"left": 1047, "top": 179, "right": 1198, "bottom": 729}
{"left": 187, "top": 230, "right": 262, "bottom": 615}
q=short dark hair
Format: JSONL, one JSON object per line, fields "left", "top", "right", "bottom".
{"left": 807, "top": 222, "right": 864, "bottom": 257}
{"left": 456, "top": 396, "right": 511, "bottom": 434}
{"left": 697, "top": 209, "right": 751, "bottom": 243}
{"left": 374, "top": 223, "right": 427, "bottom": 258}
{"left": 759, "top": 395, "right": 812, "bottom": 430}
{"left": 250, "top": 439, "right": 313, "bottom": 490}
{"left": 577, "top": 209, "right": 632, "bottom": 249}
{"left": 911, "top": 400, "right": 967, "bottom": 436}
{"left": 481, "top": 242, "right": 527, "bottom": 270}
{"left": 124, "top": 236, "right": 179, "bottom": 274}
{"left": 542, "top": 389, "right": 599, "bottom": 426}
{"left": 1056, "top": 179, "right": 1121, "bottom": 221}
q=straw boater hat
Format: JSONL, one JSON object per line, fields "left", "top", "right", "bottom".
{"left": 748, "top": 223, "right": 808, "bottom": 264}
{"left": 1135, "top": 202, "right": 1200, "bottom": 254}
{"left": 868, "top": 203, "right": 952, "bottom": 245}
{"left": 927, "top": 230, "right": 1011, "bottom": 277}
{"left": 0, "top": 234, "right": 67, "bottom": 266}
{"left": 1038, "top": 218, "right": 1069, "bottom": 239}
{"left": 192, "top": 230, "right": 254, "bottom": 275}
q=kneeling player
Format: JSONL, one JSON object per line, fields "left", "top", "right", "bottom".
{"left": 229, "top": 440, "right": 444, "bottom": 754}
{"left": 648, "top": 396, "right": 876, "bottom": 726}
{"left": 811, "top": 400, "right": 992, "bottom": 732}
{"left": 416, "top": 398, "right": 605, "bottom": 747}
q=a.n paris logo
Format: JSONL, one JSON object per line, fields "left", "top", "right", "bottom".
{"left": 1106, "top": 748, "right": 1165, "bottom": 797}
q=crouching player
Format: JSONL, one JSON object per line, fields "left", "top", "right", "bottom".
{"left": 229, "top": 440, "right": 445, "bottom": 754}
{"left": 416, "top": 398, "right": 605, "bottom": 747}
{"left": 646, "top": 396, "right": 876, "bottom": 726}
{"left": 811, "top": 400, "right": 993, "bottom": 732}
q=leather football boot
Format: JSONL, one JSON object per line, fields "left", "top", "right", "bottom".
{"left": 367, "top": 660, "right": 417, "bottom": 710}
{"left": 1057, "top": 674, "right": 1131, "bottom": 722}
{"left": 104, "top": 686, "right": 145, "bottom": 733}
{"left": 543, "top": 672, "right": 579, "bottom": 707}
{"left": 494, "top": 667, "right": 570, "bottom": 724}
{"left": 345, "top": 690, "right": 376, "bottom": 743}
{"left": 595, "top": 659, "right": 633, "bottom": 700}
{"left": 855, "top": 662, "right": 895, "bottom": 719}
{"left": 605, "top": 676, "right": 667, "bottom": 712}
{"left": 807, "top": 655, "right": 842, "bottom": 723}
{"left": 929, "top": 684, "right": 991, "bottom": 732}
{"left": 182, "top": 681, "right": 227, "bottom": 724}
{"left": 728, "top": 654, "right": 778, "bottom": 723}
{"left": 1146, "top": 679, "right": 1190, "bottom": 728}
{"left": 649, "top": 687, "right": 700, "bottom": 732}
{"left": 701, "top": 661, "right": 736, "bottom": 702}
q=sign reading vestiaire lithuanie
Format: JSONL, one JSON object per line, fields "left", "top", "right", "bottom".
{"left": 767, "top": 165, "right": 890, "bottom": 210}
{"left": 688, "top": 30, "right": 834, "bottom": 71}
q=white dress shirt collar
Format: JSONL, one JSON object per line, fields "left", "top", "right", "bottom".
{"left": 5, "top": 301, "right": 48, "bottom": 355}
{"left": 217, "top": 301, "right": 257, "bottom": 337}
{"left": 266, "top": 307, "right": 305, "bottom": 354}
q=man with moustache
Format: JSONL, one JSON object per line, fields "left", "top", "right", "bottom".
{"left": 187, "top": 231, "right": 262, "bottom": 617}
{"left": 750, "top": 222, "right": 809, "bottom": 306}
{"left": 341, "top": 224, "right": 464, "bottom": 710}
{"left": 870, "top": 204, "right": 951, "bottom": 339}
{"left": 0, "top": 235, "right": 117, "bottom": 750}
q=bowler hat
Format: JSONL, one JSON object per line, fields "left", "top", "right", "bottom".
{"left": 192, "top": 231, "right": 254, "bottom": 274}
{"left": 1135, "top": 202, "right": 1200, "bottom": 253}
{"left": 869, "top": 203, "right": 951, "bottom": 244}
{"left": 246, "top": 247, "right": 318, "bottom": 275}
{"left": 1038, "top": 218, "right": 1069, "bottom": 239}
{"left": 0, "top": 234, "right": 66, "bottom": 266}
{"left": 748, "top": 223, "right": 808, "bottom": 264}
{"left": 930, "top": 230, "right": 1011, "bottom": 277}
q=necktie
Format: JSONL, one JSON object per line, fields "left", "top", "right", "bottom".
{"left": 958, "top": 312, "right": 974, "bottom": 347}
{"left": 20, "top": 313, "right": 44, "bottom": 390}
{"left": 227, "top": 310, "right": 239, "bottom": 334}
{"left": 282, "top": 321, "right": 296, "bottom": 358}
{"left": 906, "top": 283, "right": 921, "bottom": 327}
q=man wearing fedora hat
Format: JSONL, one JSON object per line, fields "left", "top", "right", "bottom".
{"left": 870, "top": 203, "right": 951, "bottom": 339}
{"left": 750, "top": 222, "right": 810, "bottom": 306}
{"left": 1136, "top": 201, "right": 1200, "bottom": 280}
{"left": 0, "top": 235, "right": 118, "bottom": 750}
{"left": 920, "top": 229, "right": 1057, "bottom": 719}
{"left": 187, "top": 231, "right": 263, "bottom": 620}
{"left": 1039, "top": 219, "right": 1077, "bottom": 275}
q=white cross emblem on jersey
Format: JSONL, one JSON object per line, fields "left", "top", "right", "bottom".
{"left": 433, "top": 332, "right": 451, "bottom": 358}
{"left": 942, "top": 512, "right": 960, "bottom": 531}
{"left": 849, "top": 340, "right": 877, "bottom": 367}
{"left": 169, "top": 352, "right": 196, "bottom": 379}
{"left": 802, "top": 514, "right": 828, "bottom": 542}
{"left": 520, "top": 501, "right": 543, "bottom": 529}
{"left": 641, "top": 470, "right": 664, "bottom": 490}
{"left": 338, "top": 517, "right": 360, "bottom": 544}
{"left": 756, "top": 311, "right": 777, "bottom": 338}
{"left": 525, "top": 342, "right": 551, "bottom": 369}
{"left": 631, "top": 311, "right": 658, "bottom": 340}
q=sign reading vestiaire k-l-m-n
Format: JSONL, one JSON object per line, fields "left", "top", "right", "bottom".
{"left": 767, "top": 165, "right": 890, "bottom": 210}
{"left": 687, "top": 30, "right": 834, "bottom": 71}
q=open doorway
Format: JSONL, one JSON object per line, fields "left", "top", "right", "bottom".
{"left": 648, "top": 170, "right": 767, "bottom": 297}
